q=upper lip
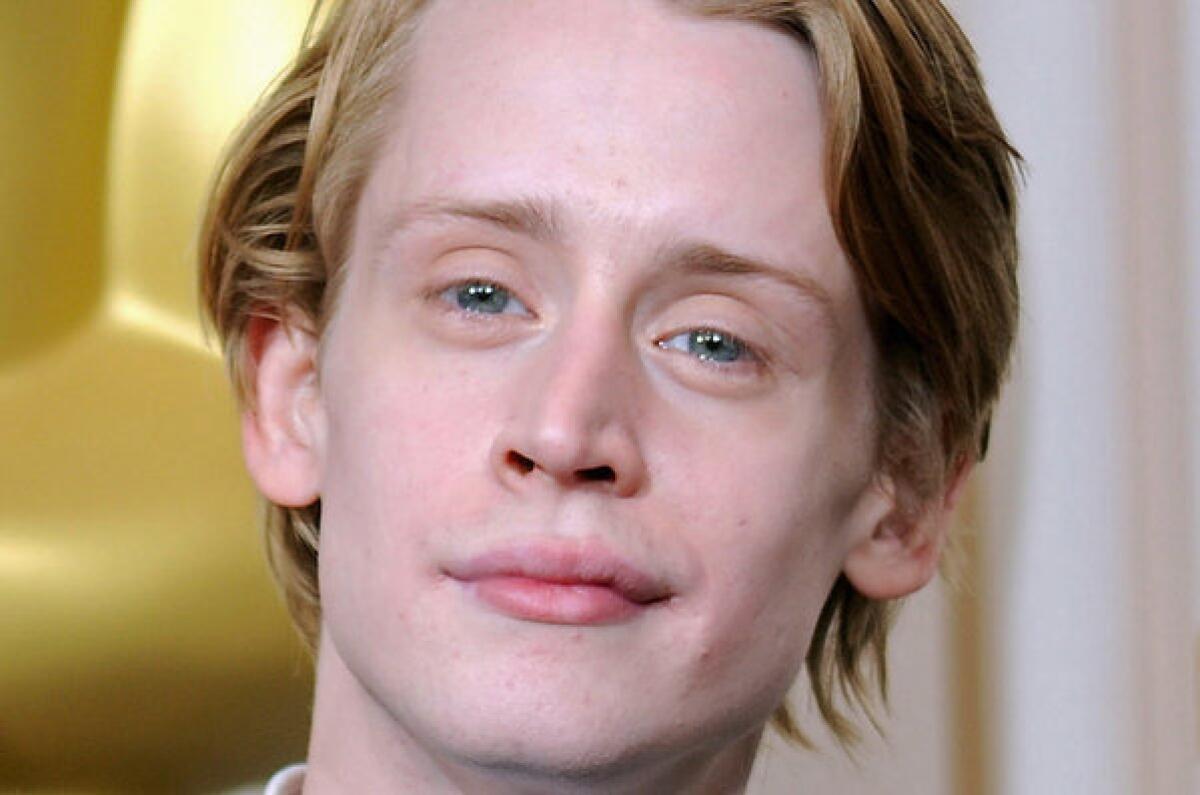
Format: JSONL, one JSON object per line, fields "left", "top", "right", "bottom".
{"left": 445, "top": 538, "right": 673, "bottom": 605}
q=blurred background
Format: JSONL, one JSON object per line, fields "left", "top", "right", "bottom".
{"left": 0, "top": 1, "right": 1196, "bottom": 793}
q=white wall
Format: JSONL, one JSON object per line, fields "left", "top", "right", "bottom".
{"left": 957, "top": 0, "right": 1198, "bottom": 792}
{"left": 1187, "top": 0, "right": 1200, "bottom": 634}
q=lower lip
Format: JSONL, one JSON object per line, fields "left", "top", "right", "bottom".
{"left": 462, "top": 576, "right": 647, "bottom": 625}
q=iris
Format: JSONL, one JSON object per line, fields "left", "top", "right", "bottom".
{"left": 454, "top": 281, "right": 510, "bottom": 314}
{"left": 658, "top": 328, "right": 749, "bottom": 364}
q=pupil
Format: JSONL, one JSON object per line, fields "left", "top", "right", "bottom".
{"left": 458, "top": 282, "right": 507, "bottom": 314}
{"left": 690, "top": 330, "right": 741, "bottom": 362}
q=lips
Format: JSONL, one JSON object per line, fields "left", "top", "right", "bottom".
{"left": 444, "top": 539, "right": 672, "bottom": 624}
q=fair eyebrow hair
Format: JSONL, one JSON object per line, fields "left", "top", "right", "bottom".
{"left": 382, "top": 195, "right": 838, "bottom": 329}
{"left": 654, "top": 241, "right": 838, "bottom": 332}
{"left": 385, "top": 195, "right": 562, "bottom": 242}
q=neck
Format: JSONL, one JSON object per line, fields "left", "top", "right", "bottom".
{"left": 302, "top": 633, "right": 765, "bottom": 794}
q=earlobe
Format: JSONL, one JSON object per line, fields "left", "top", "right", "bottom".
{"left": 842, "top": 458, "right": 975, "bottom": 601}
{"left": 239, "top": 314, "right": 324, "bottom": 508}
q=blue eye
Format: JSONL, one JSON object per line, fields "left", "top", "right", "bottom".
{"left": 441, "top": 280, "right": 529, "bottom": 316}
{"left": 657, "top": 328, "right": 757, "bottom": 366}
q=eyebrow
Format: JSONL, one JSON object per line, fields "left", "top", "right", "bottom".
{"left": 384, "top": 196, "right": 562, "bottom": 243}
{"left": 382, "top": 195, "right": 837, "bottom": 328}
{"left": 654, "top": 240, "right": 837, "bottom": 331}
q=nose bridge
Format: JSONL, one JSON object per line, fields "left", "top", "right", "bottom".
{"left": 529, "top": 296, "right": 636, "bottom": 452}
{"left": 495, "top": 290, "right": 647, "bottom": 495}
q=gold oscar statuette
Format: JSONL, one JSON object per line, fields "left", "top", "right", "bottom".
{"left": 1, "top": 2, "right": 316, "bottom": 791}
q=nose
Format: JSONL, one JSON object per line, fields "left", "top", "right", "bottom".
{"left": 489, "top": 310, "right": 648, "bottom": 499}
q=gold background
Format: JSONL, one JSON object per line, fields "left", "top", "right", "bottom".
{"left": 1, "top": 2, "right": 315, "bottom": 791}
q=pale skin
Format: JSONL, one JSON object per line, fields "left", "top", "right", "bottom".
{"left": 242, "top": 1, "right": 971, "bottom": 792}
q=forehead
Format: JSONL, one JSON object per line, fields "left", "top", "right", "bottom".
{"left": 353, "top": 0, "right": 853, "bottom": 309}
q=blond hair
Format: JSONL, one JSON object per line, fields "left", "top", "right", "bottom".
{"left": 200, "top": 0, "right": 1020, "bottom": 748}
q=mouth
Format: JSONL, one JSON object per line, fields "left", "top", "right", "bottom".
{"left": 444, "top": 538, "right": 674, "bottom": 625}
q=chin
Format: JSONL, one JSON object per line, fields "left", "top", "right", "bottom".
{"left": 403, "top": 675, "right": 755, "bottom": 787}
{"left": 431, "top": 721, "right": 698, "bottom": 790}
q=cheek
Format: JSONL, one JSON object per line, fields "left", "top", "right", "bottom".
{"left": 321, "top": 311, "right": 501, "bottom": 496}
{"left": 670, "top": 526, "right": 835, "bottom": 729}
{"left": 314, "top": 338, "right": 508, "bottom": 593}
{"left": 693, "top": 491, "right": 839, "bottom": 650}
{"left": 645, "top": 407, "right": 851, "bottom": 710}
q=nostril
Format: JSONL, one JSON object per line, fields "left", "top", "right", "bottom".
{"left": 578, "top": 465, "right": 615, "bottom": 482}
{"left": 507, "top": 451, "right": 535, "bottom": 473}
{"left": 502, "top": 451, "right": 616, "bottom": 484}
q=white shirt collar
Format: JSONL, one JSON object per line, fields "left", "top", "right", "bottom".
{"left": 263, "top": 763, "right": 306, "bottom": 795}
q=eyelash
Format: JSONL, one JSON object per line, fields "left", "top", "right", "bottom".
{"left": 431, "top": 277, "right": 768, "bottom": 375}
{"left": 655, "top": 327, "right": 764, "bottom": 375}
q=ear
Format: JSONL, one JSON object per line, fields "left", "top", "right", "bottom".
{"left": 842, "top": 456, "right": 975, "bottom": 600}
{"left": 239, "top": 313, "right": 325, "bottom": 507}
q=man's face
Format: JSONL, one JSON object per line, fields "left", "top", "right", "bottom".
{"left": 307, "top": 0, "right": 887, "bottom": 778}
